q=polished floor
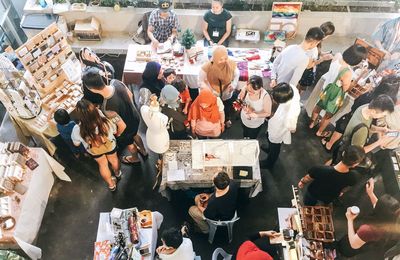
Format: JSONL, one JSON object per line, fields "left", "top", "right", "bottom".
{"left": 0, "top": 37, "right": 397, "bottom": 260}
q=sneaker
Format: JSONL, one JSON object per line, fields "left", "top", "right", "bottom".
{"left": 115, "top": 170, "right": 123, "bottom": 180}
{"left": 109, "top": 177, "right": 117, "bottom": 192}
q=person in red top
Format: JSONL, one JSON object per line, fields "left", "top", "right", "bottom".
{"left": 172, "top": 78, "right": 192, "bottom": 115}
{"left": 338, "top": 178, "right": 400, "bottom": 257}
{"left": 236, "top": 231, "right": 280, "bottom": 260}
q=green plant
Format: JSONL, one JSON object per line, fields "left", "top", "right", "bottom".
{"left": 180, "top": 29, "right": 196, "bottom": 49}
{"left": 54, "top": 0, "right": 67, "bottom": 3}
{"left": 69, "top": 0, "right": 87, "bottom": 3}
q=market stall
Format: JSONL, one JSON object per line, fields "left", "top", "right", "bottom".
{"left": 94, "top": 208, "right": 163, "bottom": 260}
{"left": 0, "top": 23, "right": 83, "bottom": 155}
{"left": 160, "top": 140, "right": 262, "bottom": 200}
{"left": 0, "top": 142, "right": 71, "bottom": 260}
{"left": 275, "top": 186, "right": 337, "bottom": 260}
{"left": 122, "top": 44, "right": 272, "bottom": 88}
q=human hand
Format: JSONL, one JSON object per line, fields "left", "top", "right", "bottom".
{"left": 183, "top": 107, "right": 188, "bottom": 114}
{"left": 321, "top": 53, "right": 334, "bottom": 61}
{"left": 345, "top": 207, "right": 358, "bottom": 221}
{"left": 248, "top": 112, "right": 258, "bottom": 119}
{"left": 366, "top": 178, "right": 375, "bottom": 195}
{"left": 260, "top": 230, "right": 280, "bottom": 238}
{"left": 152, "top": 39, "right": 160, "bottom": 48}
{"left": 270, "top": 79, "right": 277, "bottom": 88}
{"left": 298, "top": 180, "right": 304, "bottom": 189}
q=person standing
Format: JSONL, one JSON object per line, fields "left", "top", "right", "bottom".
{"left": 82, "top": 67, "right": 148, "bottom": 164}
{"left": 202, "top": 0, "right": 232, "bottom": 47}
{"left": 188, "top": 89, "right": 225, "bottom": 138}
{"left": 270, "top": 27, "right": 325, "bottom": 88}
{"left": 298, "top": 145, "right": 365, "bottom": 206}
{"left": 199, "top": 45, "right": 239, "bottom": 127}
{"left": 160, "top": 85, "right": 189, "bottom": 140}
{"left": 372, "top": 17, "right": 400, "bottom": 59}
{"left": 260, "top": 83, "right": 300, "bottom": 169}
{"left": 140, "top": 61, "right": 165, "bottom": 97}
{"left": 72, "top": 100, "right": 125, "bottom": 191}
{"left": 307, "top": 44, "right": 368, "bottom": 137}
{"left": 79, "top": 47, "right": 115, "bottom": 105}
{"left": 147, "top": 0, "right": 179, "bottom": 48}
{"left": 238, "top": 75, "right": 272, "bottom": 139}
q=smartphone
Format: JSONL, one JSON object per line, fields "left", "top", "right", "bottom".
{"left": 139, "top": 246, "right": 150, "bottom": 256}
{"left": 386, "top": 131, "right": 399, "bottom": 137}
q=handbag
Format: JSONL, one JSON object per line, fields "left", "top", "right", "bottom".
{"left": 232, "top": 90, "right": 247, "bottom": 112}
{"left": 88, "top": 135, "right": 115, "bottom": 155}
{"left": 317, "top": 68, "right": 349, "bottom": 115}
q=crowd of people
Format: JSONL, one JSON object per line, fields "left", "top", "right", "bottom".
{"left": 45, "top": 0, "right": 400, "bottom": 258}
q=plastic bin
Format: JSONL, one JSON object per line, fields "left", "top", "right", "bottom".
{"left": 20, "top": 13, "right": 59, "bottom": 39}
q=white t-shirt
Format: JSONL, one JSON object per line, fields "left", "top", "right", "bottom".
{"left": 271, "top": 45, "right": 309, "bottom": 87}
{"left": 158, "top": 238, "right": 195, "bottom": 260}
{"left": 306, "top": 47, "right": 319, "bottom": 61}
{"left": 71, "top": 121, "right": 117, "bottom": 155}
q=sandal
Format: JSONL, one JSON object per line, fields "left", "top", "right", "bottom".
{"left": 316, "top": 131, "right": 332, "bottom": 138}
{"left": 309, "top": 119, "right": 320, "bottom": 129}
{"left": 121, "top": 155, "right": 140, "bottom": 165}
{"left": 320, "top": 138, "right": 332, "bottom": 152}
{"left": 109, "top": 177, "right": 117, "bottom": 191}
{"left": 115, "top": 170, "right": 123, "bottom": 180}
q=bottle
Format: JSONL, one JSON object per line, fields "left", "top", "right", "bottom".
{"left": 231, "top": 25, "right": 237, "bottom": 38}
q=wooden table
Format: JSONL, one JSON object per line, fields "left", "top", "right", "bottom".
{"left": 159, "top": 140, "right": 263, "bottom": 200}
{"left": 122, "top": 44, "right": 272, "bottom": 89}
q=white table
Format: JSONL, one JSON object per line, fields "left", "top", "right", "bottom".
{"left": 95, "top": 210, "right": 163, "bottom": 260}
{"left": 122, "top": 44, "right": 272, "bottom": 89}
{"left": 277, "top": 207, "right": 300, "bottom": 260}
{"left": 0, "top": 147, "right": 71, "bottom": 260}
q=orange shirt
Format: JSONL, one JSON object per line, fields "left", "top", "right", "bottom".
{"left": 179, "top": 88, "right": 191, "bottom": 104}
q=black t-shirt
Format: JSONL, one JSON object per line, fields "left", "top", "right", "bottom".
{"left": 204, "top": 182, "right": 238, "bottom": 221}
{"left": 307, "top": 166, "right": 358, "bottom": 203}
{"left": 102, "top": 80, "right": 140, "bottom": 135}
{"left": 204, "top": 9, "right": 232, "bottom": 43}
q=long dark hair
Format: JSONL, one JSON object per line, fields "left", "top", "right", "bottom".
{"left": 75, "top": 99, "right": 111, "bottom": 146}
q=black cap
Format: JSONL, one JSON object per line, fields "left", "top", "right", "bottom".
{"left": 159, "top": 0, "right": 171, "bottom": 12}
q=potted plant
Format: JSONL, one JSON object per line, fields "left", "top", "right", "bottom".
{"left": 180, "top": 29, "right": 196, "bottom": 50}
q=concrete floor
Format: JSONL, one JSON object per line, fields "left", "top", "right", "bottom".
{"left": 0, "top": 36, "right": 395, "bottom": 260}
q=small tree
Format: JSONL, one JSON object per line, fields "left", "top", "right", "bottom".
{"left": 180, "top": 29, "right": 196, "bottom": 50}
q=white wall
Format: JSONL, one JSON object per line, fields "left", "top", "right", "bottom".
{"left": 32, "top": 6, "right": 400, "bottom": 38}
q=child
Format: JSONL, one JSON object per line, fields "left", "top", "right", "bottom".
{"left": 163, "top": 68, "right": 177, "bottom": 84}
{"left": 172, "top": 78, "right": 192, "bottom": 115}
{"left": 53, "top": 108, "right": 85, "bottom": 158}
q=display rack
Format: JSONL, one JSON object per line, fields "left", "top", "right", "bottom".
{"left": 15, "top": 23, "right": 76, "bottom": 98}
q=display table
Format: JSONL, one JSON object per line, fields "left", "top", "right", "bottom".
{"left": 9, "top": 113, "right": 58, "bottom": 156}
{"left": 122, "top": 44, "right": 272, "bottom": 88}
{"left": 0, "top": 147, "right": 71, "bottom": 260}
{"left": 159, "top": 140, "right": 263, "bottom": 200}
{"left": 95, "top": 210, "right": 163, "bottom": 260}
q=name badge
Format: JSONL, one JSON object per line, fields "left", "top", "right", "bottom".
{"left": 212, "top": 30, "right": 220, "bottom": 37}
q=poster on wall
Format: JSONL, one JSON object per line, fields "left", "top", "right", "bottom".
{"left": 269, "top": 2, "right": 303, "bottom": 39}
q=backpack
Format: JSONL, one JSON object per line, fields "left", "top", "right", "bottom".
{"left": 87, "top": 135, "right": 115, "bottom": 155}
{"left": 333, "top": 123, "right": 370, "bottom": 165}
{"left": 133, "top": 11, "right": 152, "bottom": 45}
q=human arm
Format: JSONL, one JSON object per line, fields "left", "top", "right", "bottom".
{"left": 217, "top": 18, "right": 232, "bottom": 45}
{"left": 247, "top": 94, "right": 272, "bottom": 119}
{"left": 298, "top": 174, "right": 314, "bottom": 188}
{"left": 366, "top": 178, "right": 378, "bottom": 208}
{"left": 217, "top": 97, "right": 225, "bottom": 131}
{"left": 104, "top": 111, "right": 126, "bottom": 137}
{"left": 147, "top": 12, "right": 160, "bottom": 47}
{"left": 202, "top": 20, "right": 214, "bottom": 45}
{"left": 345, "top": 207, "right": 366, "bottom": 249}
{"left": 71, "top": 125, "right": 82, "bottom": 147}
{"left": 270, "top": 53, "right": 282, "bottom": 88}
{"left": 340, "top": 70, "right": 353, "bottom": 92}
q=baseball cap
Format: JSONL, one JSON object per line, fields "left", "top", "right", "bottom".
{"left": 159, "top": 0, "right": 172, "bottom": 12}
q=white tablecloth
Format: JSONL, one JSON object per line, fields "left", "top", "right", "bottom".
{"left": 96, "top": 211, "right": 163, "bottom": 260}
{"left": 6, "top": 147, "right": 70, "bottom": 260}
